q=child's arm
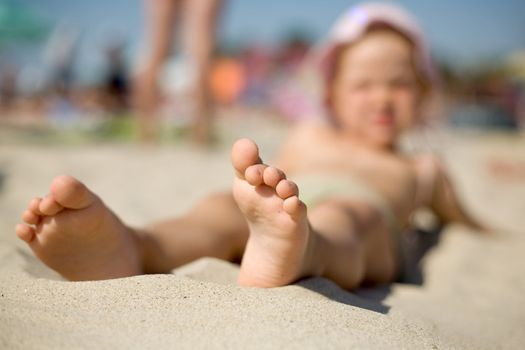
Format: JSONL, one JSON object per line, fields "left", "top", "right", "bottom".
{"left": 429, "top": 159, "right": 491, "bottom": 233}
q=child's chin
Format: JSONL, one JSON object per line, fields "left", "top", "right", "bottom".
{"left": 368, "top": 131, "right": 397, "bottom": 149}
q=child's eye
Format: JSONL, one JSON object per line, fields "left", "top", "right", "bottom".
{"left": 391, "top": 78, "right": 415, "bottom": 89}
{"left": 350, "top": 81, "right": 370, "bottom": 91}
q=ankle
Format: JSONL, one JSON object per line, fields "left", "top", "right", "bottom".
{"left": 303, "top": 226, "right": 327, "bottom": 277}
{"left": 128, "top": 227, "right": 148, "bottom": 274}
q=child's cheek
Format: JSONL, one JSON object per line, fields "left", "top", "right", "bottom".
{"left": 394, "top": 89, "right": 418, "bottom": 127}
{"left": 348, "top": 89, "right": 372, "bottom": 110}
{"left": 395, "top": 89, "right": 417, "bottom": 110}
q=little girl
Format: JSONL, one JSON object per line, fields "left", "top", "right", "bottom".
{"left": 15, "top": 2, "right": 486, "bottom": 290}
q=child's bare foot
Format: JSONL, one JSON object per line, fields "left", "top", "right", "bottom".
{"left": 231, "top": 138, "right": 319, "bottom": 287}
{"left": 15, "top": 175, "right": 141, "bottom": 281}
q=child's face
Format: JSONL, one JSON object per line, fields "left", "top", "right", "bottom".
{"left": 330, "top": 30, "right": 423, "bottom": 149}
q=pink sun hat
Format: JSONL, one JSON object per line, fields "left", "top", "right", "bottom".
{"left": 315, "top": 2, "right": 438, "bottom": 87}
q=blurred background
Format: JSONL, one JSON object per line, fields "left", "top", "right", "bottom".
{"left": 0, "top": 0, "right": 524, "bottom": 144}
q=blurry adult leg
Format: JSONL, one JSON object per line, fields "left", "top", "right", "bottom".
{"left": 134, "top": 0, "right": 181, "bottom": 142}
{"left": 182, "top": 0, "right": 225, "bottom": 145}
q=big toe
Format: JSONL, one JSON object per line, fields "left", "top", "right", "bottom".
{"left": 50, "top": 175, "right": 96, "bottom": 210}
{"left": 231, "top": 138, "right": 261, "bottom": 177}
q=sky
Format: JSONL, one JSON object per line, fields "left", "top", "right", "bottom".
{"left": 12, "top": 0, "right": 525, "bottom": 78}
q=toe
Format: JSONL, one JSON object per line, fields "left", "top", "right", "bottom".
{"left": 263, "top": 167, "right": 286, "bottom": 188}
{"left": 29, "top": 197, "right": 43, "bottom": 215}
{"left": 50, "top": 175, "right": 96, "bottom": 209}
{"left": 39, "top": 195, "right": 63, "bottom": 216}
{"left": 276, "top": 180, "right": 299, "bottom": 199}
{"left": 245, "top": 164, "right": 267, "bottom": 186}
{"left": 22, "top": 209, "right": 40, "bottom": 225}
{"left": 16, "top": 224, "right": 35, "bottom": 242}
{"left": 283, "top": 196, "right": 306, "bottom": 218}
{"left": 231, "top": 138, "right": 261, "bottom": 177}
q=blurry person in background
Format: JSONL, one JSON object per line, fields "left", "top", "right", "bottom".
{"left": 0, "top": 63, "right": 18, "bottom": 116}
{"left": 208, "top": 54, "right": 246, "bottom": 106}
{"left": 133, "top": 0, "right": 225, "bottom": 144}
{"left": 43, "top": 23, "right": 80, "bottom": 96}
{"left": 102, "top": 36, "right": 129, "bottom": 114}
{"left": 239, "top": 45, "right": 273, "bottom": 107}
{"left": 41, "top": 23, "right": 81, "bottom": 123}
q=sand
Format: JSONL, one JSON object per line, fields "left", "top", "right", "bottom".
{"left": 1, "top": 120, "right": 524, "bottom": 349}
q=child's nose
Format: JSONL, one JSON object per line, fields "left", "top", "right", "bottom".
{"left": 372, "top": 86, "right": 394, "bottom": 106}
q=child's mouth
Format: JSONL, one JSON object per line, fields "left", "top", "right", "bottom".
{"left": 372, "top": 113, "right": 395, "bottom": 127}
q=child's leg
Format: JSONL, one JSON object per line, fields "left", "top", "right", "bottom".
{"left": 231, "top": 139, "right": 398, "bottom": 289}
{"left": 307, "top": 200, "right": 398, "bottom": 289}
{"left": 16, "top": 176, "right": 248, "bottom": 281}
{"left": 139, "top": 192, "right": 248, "bottom": 273}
